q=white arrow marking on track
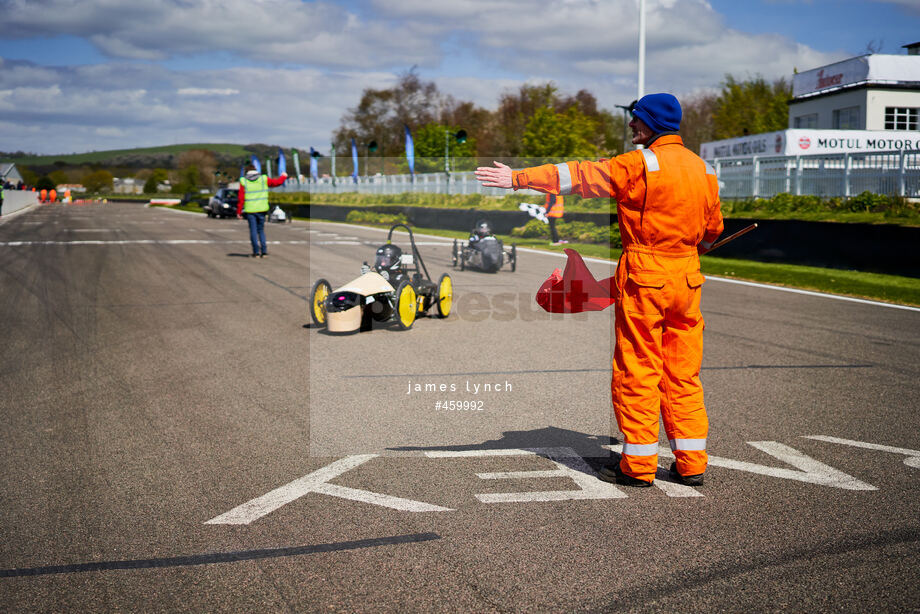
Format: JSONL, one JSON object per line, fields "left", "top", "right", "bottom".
{"left": 427, "top": 447, "right": 628, "bottom": 502}
{"left": 0, "top": 239, "right": 310, "bottom": 246}
{"left": 672, "top": 441, "right": 875, "bottom": 490}
{"left": 205, "top": 455, "right": 451, "bottom": 525}
{"left": 604, "top": 441, "right": 876, "bottom": 490}
{"left": 802, "top": 435, "right": 920, "bottom": 468}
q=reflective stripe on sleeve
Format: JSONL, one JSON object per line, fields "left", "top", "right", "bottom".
{"left": 555, "top": 163, "right": 573, "bottom": 195}
{"left": 622, "top": 442, "right": 659, "bottom": 456}
{"left": 640, "top": 148, "right": 660, "bottom": 172}
{"left": 669, "top": 438, "right": 707, "bottom": 451}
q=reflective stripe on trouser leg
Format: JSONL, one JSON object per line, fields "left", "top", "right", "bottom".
{"left": 659, "top": 291, "right": 708, "bottom": 476}
{"left": 612, "top": 302, "right": 663, "bottom": 481}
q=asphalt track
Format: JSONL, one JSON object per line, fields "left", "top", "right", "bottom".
{"left": 1, "top": 201, "right": 918, "bottom": 613}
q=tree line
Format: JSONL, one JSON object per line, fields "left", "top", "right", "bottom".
{"left": 12, "top": 71, "right": 792, "bottom": 192}
{"left": 328, "top": 69, "right": 792, "bottom": 176}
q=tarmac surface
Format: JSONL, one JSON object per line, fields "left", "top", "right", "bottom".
{"left": 1, "top": 201, "right": 918, "bottom": 612}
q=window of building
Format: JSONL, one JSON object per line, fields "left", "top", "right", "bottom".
{"left": 832, "top": 106, "right": 860, "bottom": 129}
{"left": 794, "top": 114, "right": 818, "bottom": 129}
{"left": 884, "top": 107, "right": 919, "bottom": 130}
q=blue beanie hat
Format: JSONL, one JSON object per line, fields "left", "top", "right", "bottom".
{"left": 631, "top": 93, "right": 682, "bottom": 134}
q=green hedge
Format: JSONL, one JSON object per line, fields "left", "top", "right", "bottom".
{"left": 344, "top": 210, "right": 408, "bottom": 226}
{"left": 723, "top": 191, "right": 919, "bottom": 223}
{"left": 511, "top": 218, "right": 622, "bottom": 246}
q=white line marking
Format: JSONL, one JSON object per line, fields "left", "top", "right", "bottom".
{"left": 425, "top": 449, "right": 538, "bottom": 458}
{"left": 427, "top": 447, "right": 626, "bottom": 503}
{"left": 707, "top": 276, "right": 920, "bottom": 313}
{"left": 707, "top": 442, "right": 875, "bottom": 490}
{"left": 604, "top": 441, "right": 876, "bottom": 490}
{"left": 0, "top": 240, "right": 310, "bottom": 246}
{"left": 803, "top": 435, "right": 920, "bottom": 467}
{"left": 150, "top": 206, "right": 201, "bottom": 216}
{"left": 205, "top": 455, "right": 450, "bottom": 524}
{"left": 72, "top": 228, "right": 114, "bottom": 232}
{"left": 308, "top": 221, "right": 918, "bottom": 311}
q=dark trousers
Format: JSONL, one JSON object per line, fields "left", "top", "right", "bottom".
{"left": 246, "top": 212, "right": 267, "bottom": 255}
{"left": 548, "top": 217, "right": 560, "bottom": 243}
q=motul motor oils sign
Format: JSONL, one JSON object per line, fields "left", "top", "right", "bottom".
{"left": 701, "top": 129, "right": 920, "bottom": 160}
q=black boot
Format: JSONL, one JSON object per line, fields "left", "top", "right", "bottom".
{"left": 598, "top": 463, "right": 653, "bottom": 487}
{"left": 669, "top": 462, "right": 704, "bottom": 486}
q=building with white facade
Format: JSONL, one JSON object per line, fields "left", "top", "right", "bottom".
{"left": 701, "top": 43, "right": 920, "bottom": 162}
{"left": 788, "top": 42, "right": 920, "bottom": 132}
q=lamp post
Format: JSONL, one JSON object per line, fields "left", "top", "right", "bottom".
{"left": 614, "top": 103, "right": 632, "bottom": 153}
{"left": 637, "top": 0, "right": 646, "bottom": 100}
{"left": 363, "top": 140, "right": 378, "bottom": 178}
{"left": 444, "top": 128, "right": 467, "bottom": 177}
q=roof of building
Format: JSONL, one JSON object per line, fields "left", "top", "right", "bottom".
{"left": 793, "top": 53, "right": 920, "bottom": 99}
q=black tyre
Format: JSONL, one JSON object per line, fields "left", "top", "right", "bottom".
{"left": 310, "top": 278, "right": 332, "bottom": 327}
{"left": 452, "top": 239, "right": 458, "bottom": 267}
{"left": 511, "top": 244, "right": 517, "bottom": 272}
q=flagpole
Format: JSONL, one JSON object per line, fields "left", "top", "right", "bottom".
{"left": 637, "top": 0, "right": 646, "bottom": 100}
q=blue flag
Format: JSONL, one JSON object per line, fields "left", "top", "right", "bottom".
{"left": 250, "top": 155, "right": 261, "bottom": 174}
{"left": 404, "top": 124, "right": 415, "bottom": 177}
{"left": 310, "top": 147, "right": 319, "bottom": 181}
{"left": 351, "top": 138, "right": 359, "bottom": 184}
{"left": 276, "top": 147, "right": 286, "bottom": 178}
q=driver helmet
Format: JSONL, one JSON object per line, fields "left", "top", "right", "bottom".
{"left": 474, "top": 220, "right": 493, "bottom": 238}
{"left": 374, "top": 243, "right": 403, "bottom": 272}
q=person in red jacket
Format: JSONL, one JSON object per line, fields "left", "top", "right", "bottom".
{"left": 236, "top": 164, "right": 287, "bottom": 257}
{"left": 476, "top": 93, "right": 723, "bottom": 487}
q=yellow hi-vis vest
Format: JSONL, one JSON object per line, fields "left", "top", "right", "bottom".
{"left": 241, "top": 175, "right": 269, "bottom": 213}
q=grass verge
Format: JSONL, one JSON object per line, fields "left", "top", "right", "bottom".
{"left": 698, "top": 256, "right": 920, "bottom": 306}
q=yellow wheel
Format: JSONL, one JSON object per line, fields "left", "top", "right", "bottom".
{"left": 436, "top": 273, "right": 452, "bottom": 318}
{"left": 310, "top": 278, "right": 331, "bottom": 327}
{"left": 395, "top": 280, "right": 417, "bottom": 330}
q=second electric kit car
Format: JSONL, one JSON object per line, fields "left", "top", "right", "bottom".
{"left": 310, "top": 224, "right": 453, "bottom": 332}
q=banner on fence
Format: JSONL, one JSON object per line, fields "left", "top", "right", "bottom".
{"left": 702, "top": 129, "right": 920, "bottom": 161}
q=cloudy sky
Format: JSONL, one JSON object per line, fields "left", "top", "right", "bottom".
{"left": 0, "top": 0, "right": 917, "bottom": 155}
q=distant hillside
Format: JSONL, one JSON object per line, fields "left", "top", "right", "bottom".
{"left": 3, "top": 143, "right": 304, "bottom": 170}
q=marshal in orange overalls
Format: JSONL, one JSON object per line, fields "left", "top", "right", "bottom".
{"left": 512, "top": 135, "right": 723, "bottom": 483}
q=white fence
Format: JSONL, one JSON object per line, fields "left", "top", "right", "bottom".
{"left": 713, "top": 149, "right": 920, "bottom": 199}
{"left": 275, "top": 149, "right": 920, "bottom": 200}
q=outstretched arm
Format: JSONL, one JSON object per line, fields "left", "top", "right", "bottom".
{"left": 474, "top": 161, "right": 512, "bottom": 189}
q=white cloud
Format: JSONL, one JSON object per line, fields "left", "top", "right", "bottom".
{"left": 0, "top": 58, "right": 395, "bottom": 154}
{"left": 872, "top": 0, "right": 920, "bottom": 14}
{"left": 0, "top": 0, "right": 854, "bottom": 154}
{"left": 0, "top": 0, "right": 440, "bottom": 69}
{"left": 178, "top": 88, "right": 240, "bottom": 97}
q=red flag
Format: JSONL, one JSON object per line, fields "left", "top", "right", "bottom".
{"left": 535, "top": 249, "right": 616, "bottom": 313}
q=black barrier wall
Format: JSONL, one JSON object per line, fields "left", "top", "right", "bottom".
{"left": 283, "top": 203, "right": 920, "bottom": 278}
